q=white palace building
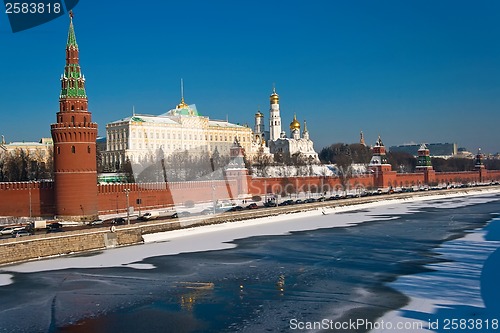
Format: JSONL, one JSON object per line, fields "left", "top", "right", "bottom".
{"left": 102, "top": 86, "right": 318, "bottom": 170}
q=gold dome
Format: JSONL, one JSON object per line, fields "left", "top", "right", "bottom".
{"left": 290, "top": 114, "right": 300, "bottom": 130}
{"left": 255, "top": 110, "right": 263, "bottom": 117}
{"left": 176, "top": 97, "right": 188, "bottom": 109}
{"left": 270, "top": 87, "right": 279, "bottom": 104}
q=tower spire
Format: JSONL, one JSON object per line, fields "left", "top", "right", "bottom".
{"left": 360, "top": 130, "right": 365, "bottom": 146}
{"left": 181, "top": 78, "right": 184, "bottom": 103}
{"left": 176, "top": 78, "right": 188, "bottom": 109}
{"left": 67, "top": 11, "right": 77, "bottom": 48}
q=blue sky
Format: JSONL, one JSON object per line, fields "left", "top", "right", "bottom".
{"left": 1, "top": 0, "right": 500, "bottom": 153}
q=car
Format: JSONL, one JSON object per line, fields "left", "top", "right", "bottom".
{"left": 89, "top": 219, "right": 104, "bottom": 226}
{"left": 0, "top": 226, "right": 24, "bottom": 235}
{"left": 278, "top": 199, "right": 294, "bottom": 206}
{"left": 317, "top": 197, "right": 326, "bottom": 202}
{"left": 201, "top": 208, "right": 215, "bottom": 215}
{"left": 46, "top": 222, "right": 63, "bottom": 232}
{"left": 112, "top": 217, "right": 126, "bottom": 225}
{"left": 47, "top": 228, "right": 65, "bottom": 233}
{"left": 12, "top": 230, "right": 31, "bottom": 238}
{"left": 170, "top": 211, "right": 191, "bottom": 218}
{"left": 264, "top": 201, "right": 278, "bottom": 207}
{"left": 246, "top": 203, "right": 259, "bottom": 209}
{"left": 141, "top": 212, "right": 160, "bottom": 220}
{"left": 295, "top": 199, "right": 304, "bottom": 204}
{"left": 228, "top": 206, "right": 244, "bottom": 212}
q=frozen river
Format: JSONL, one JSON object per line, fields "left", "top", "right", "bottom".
{"left": 1, "top": 192, "right": 499, "bottom": 332}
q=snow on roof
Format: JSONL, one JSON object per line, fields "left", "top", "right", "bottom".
{"left": 109, "top": 114, "right": 180, "bottom": 125}
{"left": 208, "top": 120, "right": 245, "bottom": 128}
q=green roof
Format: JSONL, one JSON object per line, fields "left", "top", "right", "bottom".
{"left": 67, "top": 18, "right": 78, "bottom": 48}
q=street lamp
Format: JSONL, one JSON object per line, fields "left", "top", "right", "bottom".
{"left": 124, "top": 188, "right": 130, "bottom": 225}
{"left": 28, "top": 180, "right": 34, "bottom": 219}
{"left": 28, "top": 180, "right": 33, "bottom": 220}
{"left": 212, "top": 184, "right": 216, "bottom": 214}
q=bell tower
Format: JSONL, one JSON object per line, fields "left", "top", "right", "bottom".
{"left": 269, "top": 86, "right": 282, "bottom": 141}
{"left": 51, "top": 12, "right": 98, "bottom": 221}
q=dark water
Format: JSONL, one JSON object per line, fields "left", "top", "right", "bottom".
{"left": 1, "top": 195, "right": 500, "bottom": 333}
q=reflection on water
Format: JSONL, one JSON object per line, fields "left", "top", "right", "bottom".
{"left": 179, "top": 282, "right": 215, "bottom": 312}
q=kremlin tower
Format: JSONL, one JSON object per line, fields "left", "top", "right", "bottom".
{"left": 369, "top": 136, "right": 395, "bottom": 188}
{"left": 269, "top": 87, "right": 282, "bottom": 141}
{"left": 51, "top": 12, "right": 98, "bottom": 221}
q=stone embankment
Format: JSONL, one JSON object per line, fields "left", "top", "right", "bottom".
{"left": 1, "top": 186, "right": 499, "bottom": 267}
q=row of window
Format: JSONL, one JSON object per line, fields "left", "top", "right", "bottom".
{"left": 121, "top": 130, "right": 249, "bottom": 143}
{"left": 55, "top": 146, "right": 92, "bottom": 154}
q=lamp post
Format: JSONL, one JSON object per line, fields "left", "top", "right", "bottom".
{"left": 28, "top": 180, "right": 33, "bottom": 219}
{"left": 124, "top": 188, "right": 130, "bottom": 225}
{"left": 212, "top": 184, "right": 216, "bottom": 214}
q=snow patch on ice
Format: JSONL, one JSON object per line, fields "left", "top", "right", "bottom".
{"left": 371, "top": 222, "right": 500, "bottom": 333}
{"left": 0, "top": 273, "right": 13, "bottom": 286}
{"left": 121, "top": 263, "right": 156, "bottom": 270}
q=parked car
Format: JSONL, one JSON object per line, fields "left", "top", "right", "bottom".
{"left": 46, "top": 222, "right": 64, "bottom": 233}
{"left": 201, "top": 208, "right": 215, "bottom": 215}
{"left": 141, "top": 212, "right": 160, "bottom": 220}
{"left": 264, "top": 201, "right": 278, "bottom": 207}
{"left": 295, "top": 199, "right": 304, "bottom": 204}
{"left": 89, "top": 219, "right": 104, "bottom": 226}
{"left": 12, "top": 230, "right": 31, "bottom": 238}
{"left": 46, "top": 222, "right": 63, "bottom": 233}
{"left": 0, "top": 226, "right": 24, "bottom": 235}
{"left": 170, "top": 211, "right": 191, "bottom": 218}
{"left": 246, "top": 203, "right": 258, "bottom": 209}
{"left": 228, "top": 206, "right": 244, "bottom": 212}
{"left": 110, "top": 217, "right": 125, "bottom": 225}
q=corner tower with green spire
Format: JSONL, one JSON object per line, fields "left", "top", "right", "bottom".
{"left": 51, "top": 12, "right": 98, "bottom": 221}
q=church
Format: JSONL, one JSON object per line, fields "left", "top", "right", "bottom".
{"left": 254, "top": 88, "right": 318, "bottom": 162}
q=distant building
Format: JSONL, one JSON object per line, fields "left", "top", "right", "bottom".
{"left": 0, "top": 137, "right": 53, "bottom": 163}
{"left": 389, "top": 143, "right": 457, "bottom": 159}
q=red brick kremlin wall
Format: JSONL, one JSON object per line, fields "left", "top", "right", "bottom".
{"left": 1, "top": 170, "right": 500, "bottom": 218}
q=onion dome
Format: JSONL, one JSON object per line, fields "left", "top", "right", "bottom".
{"left": 290, "top": 114, "right": 300, "bottom": 130}
{"left": 255, "top": 110, "right": 264, "bottom": 118}
{"left": 270, "top": 87, "right": 279, "bottom": 104}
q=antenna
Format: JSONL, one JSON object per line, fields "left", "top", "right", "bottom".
{"left": 180, "top": 78, "right": 184, "bottom": 102}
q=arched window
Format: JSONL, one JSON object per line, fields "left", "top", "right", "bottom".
{"left": 71, "top": 146, "right": 76, "bottom": 153}
{"left": 71, "top": 105, "right": 75, "bottom": 111}
{"left": 71, "top": 116, "right": 75, "bottom": 123}
{"left": 87, "top": 146, "right": 91, "bottom": 153}
{"left": 57, "top": 147, "right": 60, "bottom": 154}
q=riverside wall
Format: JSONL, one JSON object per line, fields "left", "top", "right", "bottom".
{"left": 1, "top": 169, "right": 500, "bottom": 219}
{"left": 1, "top": 185, "right": 499, "bottom": 267}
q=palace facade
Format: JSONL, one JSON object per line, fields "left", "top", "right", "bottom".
{"left": 103, "top": 99, "right": 253, "bottom": 170}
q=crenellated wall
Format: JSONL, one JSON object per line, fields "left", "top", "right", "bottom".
{"left": 1, "top": 169, "right": 500, "bottom": 218}
{"left": 0, "top": 181, "right": 55, "bottom": 217}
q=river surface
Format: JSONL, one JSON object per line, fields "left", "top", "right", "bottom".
{"left": 1, "top": 193, "right": 499, "bottom": 333}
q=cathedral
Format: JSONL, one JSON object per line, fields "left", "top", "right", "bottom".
{"left": 253, "top": 88, "right": 318, "bottom": 162}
